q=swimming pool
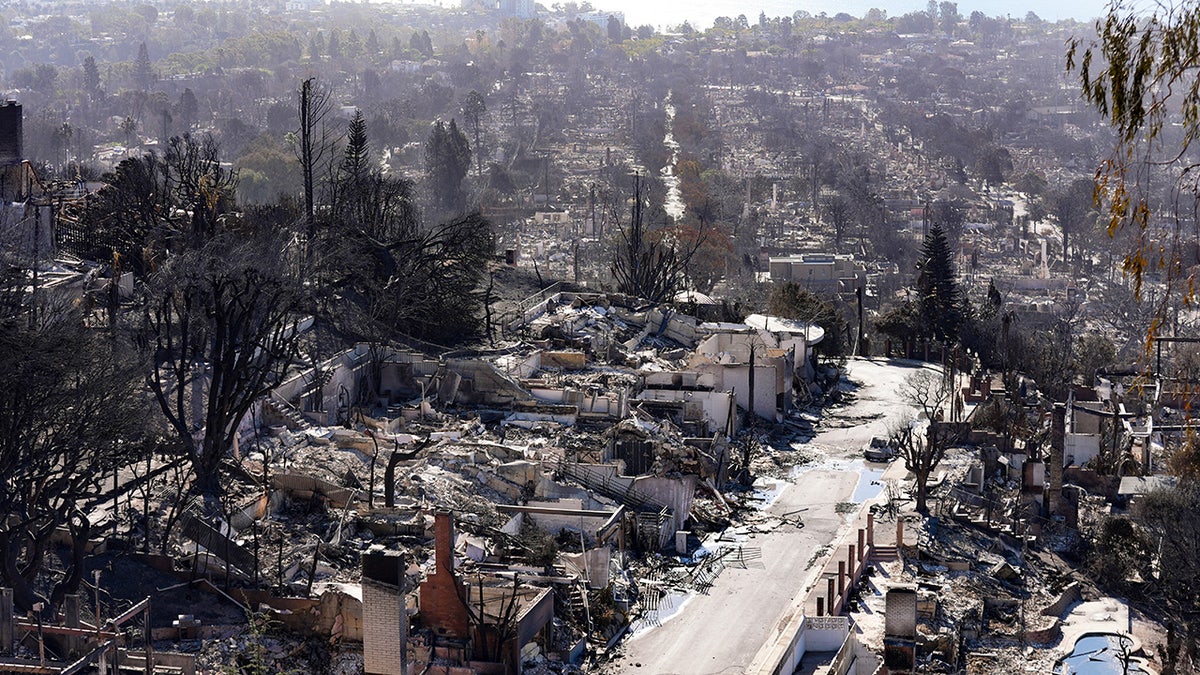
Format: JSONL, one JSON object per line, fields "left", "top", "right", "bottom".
{"left": 1055, "top": 633, "right": 1147, "bottom": 674}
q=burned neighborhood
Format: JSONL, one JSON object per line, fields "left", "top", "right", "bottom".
{"left": 1, "top": 0, "right": 1200, "bottom": 674}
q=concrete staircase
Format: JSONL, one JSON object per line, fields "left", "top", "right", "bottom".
{"left": 869, "top": 544, "right": 899, "bottom": 562}
{"left": 262, "top": 396, "right": 313, "bottom": 431}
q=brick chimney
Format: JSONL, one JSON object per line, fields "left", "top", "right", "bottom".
{"left": 418, "top": 512, "right": 470, "bottom": 638}
{"left": 435, "top": 511, "right": 454, "bottom": 575}
{"left": 1047, "top": 403, "right": 1065, "bottom": 516}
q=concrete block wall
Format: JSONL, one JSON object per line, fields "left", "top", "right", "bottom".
{"left": 363, "top": 579, "right": 407, "bottom": 675}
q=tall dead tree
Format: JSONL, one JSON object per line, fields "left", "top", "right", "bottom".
{"left": 611, "top": 173, "right": 705, "bottom": 303}
{"left": 297, "top": 78, "right": 334, "bottom": 240}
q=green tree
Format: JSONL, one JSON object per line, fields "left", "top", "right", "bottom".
{"left": 341, "top": 110, "right": 370, "bottom": 182}
{"left": 876, "top": 299, "right": 921, "bottom": 358}
{"left": 938, "top": 1, "right": 959, "bottom": 35}
{"left": 915, "top": 224, "right": 962, "bottom": 347}
{"left": 330, "top": 110, "right": 379, "bottom": 224}
{"left": 973, "top": 145, "right": 1012, "bottom": 186}
{"left": 308, "top": 32, "right": 322, "bottom": 60}
{"left": 177, "top": 87, "right": 199, "bottom": 131}
{"left": 460, "top": 90, "right": 488, "bottom": 179}
{"left": 767, "top": 283, "right": 845, "bottom": 356}
{"left": 1013, "top": 171, "right": 1047, "bottom": 198}
{"left": 235, "top": 134, "right": 301, "bottom": 205}
{"left": 119, "top": 116, "right": 137, "bottom": 150}
{"left": 929, "top": 200, "right": 966, "bottom": 243}
{"left": 410, "top": 29, "right": 433, "bottom": 58}
{"left": 82, "top": 55, "right": 101, "bottom": 100}
{"left": 1088, "top": 516, "right": 1151, "bottom": 592}
{"left": 365, "top": 29, "right": 380, "bottom": 58}
{"left": 1050, "top": 178, "right": 1097, "bottom": 266}
{"left": 344, "top": 29, "right": 362, "bottom": 59}
{"left": 12, "top": 64, "right": 58, "bottom": 95}
{"left": 607, "top": 15, "right": 623, "bottom": 42}
{"left": 133, "top": 41, "right": 153, "bottom": 90}
{"left": 133, "top": 4, "right": 158, "bottom": 24}
{"left": 327, "top": 29, "right": 342, "bottom": 59}
{"left": 423, "top": 119, "right": 472, "bottom": 214}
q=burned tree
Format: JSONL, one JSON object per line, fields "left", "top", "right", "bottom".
{"left": 0, "top": 288, "right": 147, "bottom": 611}
{"left": 136, "top": 233, "right": 306, "bottom": 498}
{"left": 74, "top": 134, "right": 238, "bottom": 277}
{"left": 75, "top": 134, "right": 305, "bottom": 502}
{"left": 889, "top": 368, "right": 965, "bottom": 513}
{"left": 297, "top": 78, "right": 335, "bottom": 237}
{"left": 1137, "top": 484, "right": 1200, "bottom": 671}
{"left": 321, "top": 115, "right": 493, "bottom": 347}
{"left": 611, "top": 173, "right": 705, "bottom": 303}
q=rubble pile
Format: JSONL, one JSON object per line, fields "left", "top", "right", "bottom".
{"left": 107, "top": 292, "right": 852, "bottom": 674}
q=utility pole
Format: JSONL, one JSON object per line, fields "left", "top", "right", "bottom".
{"left": 747, "top": 340, "right": 756, "bottom": 422}
{"left": 856, "top": 286, "right": 865, "bottom": 357}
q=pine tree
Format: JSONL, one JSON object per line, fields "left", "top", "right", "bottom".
{"left": 365, "top": 29, "right": 380, "bottom": 59}
{"left": 133, "top": 42, "right": 154, "bottom": 90}
{"left": 334, "top": 110, "right": 382, "bottom": 235}
{"left": 344, "top": 30, "right": 361, "bottom": 59}
{"left": 82, "top": 56, "right": 101, "bottom": 100}
{"left": 410, "top": 30, "right": 432, "bottom": 58}
{"left": 327, "top": 29, "right": 342, "bottom": 59}
{"left": 424, "top": 119, "right": 471, "bottom": 214}
{"left": 915, "top": 224, "right": 962, "bottom": 345}
{"left": 341, "top": 110, "right": 369, "bottom": 182}
{"left": 177, "top": 88, "right": 198, "bottom": 131}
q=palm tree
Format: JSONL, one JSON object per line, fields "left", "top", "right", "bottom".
{"left": 120, "top": 117, "right": 138, "bottom": 153}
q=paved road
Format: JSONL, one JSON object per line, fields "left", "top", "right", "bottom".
{"left": 609, "top": 358, "right": 927, "bottom": 675}
{"left": 613, "top": 469, "right": 856, "bottom": 675}
{"left": 804, "top": 358, "right": 941, "bottom": 459}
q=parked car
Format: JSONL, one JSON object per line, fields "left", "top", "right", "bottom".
{"left": 863, "top": 436, "right": 897, "bottom": 462}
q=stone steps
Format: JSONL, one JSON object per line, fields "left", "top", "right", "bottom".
{"left": 869, "top": 545, "right": 899, "bottom": 562}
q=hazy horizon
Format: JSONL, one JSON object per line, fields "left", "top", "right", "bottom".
{"left": 589, "top": 0, "right": 1108, "bottom": 28}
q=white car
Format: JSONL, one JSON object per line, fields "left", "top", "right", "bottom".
{"left": 863, "top": 437, "right": 897, "bottom": 462}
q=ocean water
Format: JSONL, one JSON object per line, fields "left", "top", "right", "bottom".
{"left": 592, "top": 0, "right": 1108, "bottom": 28}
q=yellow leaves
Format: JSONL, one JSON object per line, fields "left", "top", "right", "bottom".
{"left": 1146, "top": 316, "right": 1161, "bottom": 353}
{"left": 199, "top": 174, "right": 220, "bottom": 215}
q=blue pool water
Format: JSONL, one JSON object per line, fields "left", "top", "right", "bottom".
{"left": 1055, "top": 634, "right": 1145, "bottom": 674}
